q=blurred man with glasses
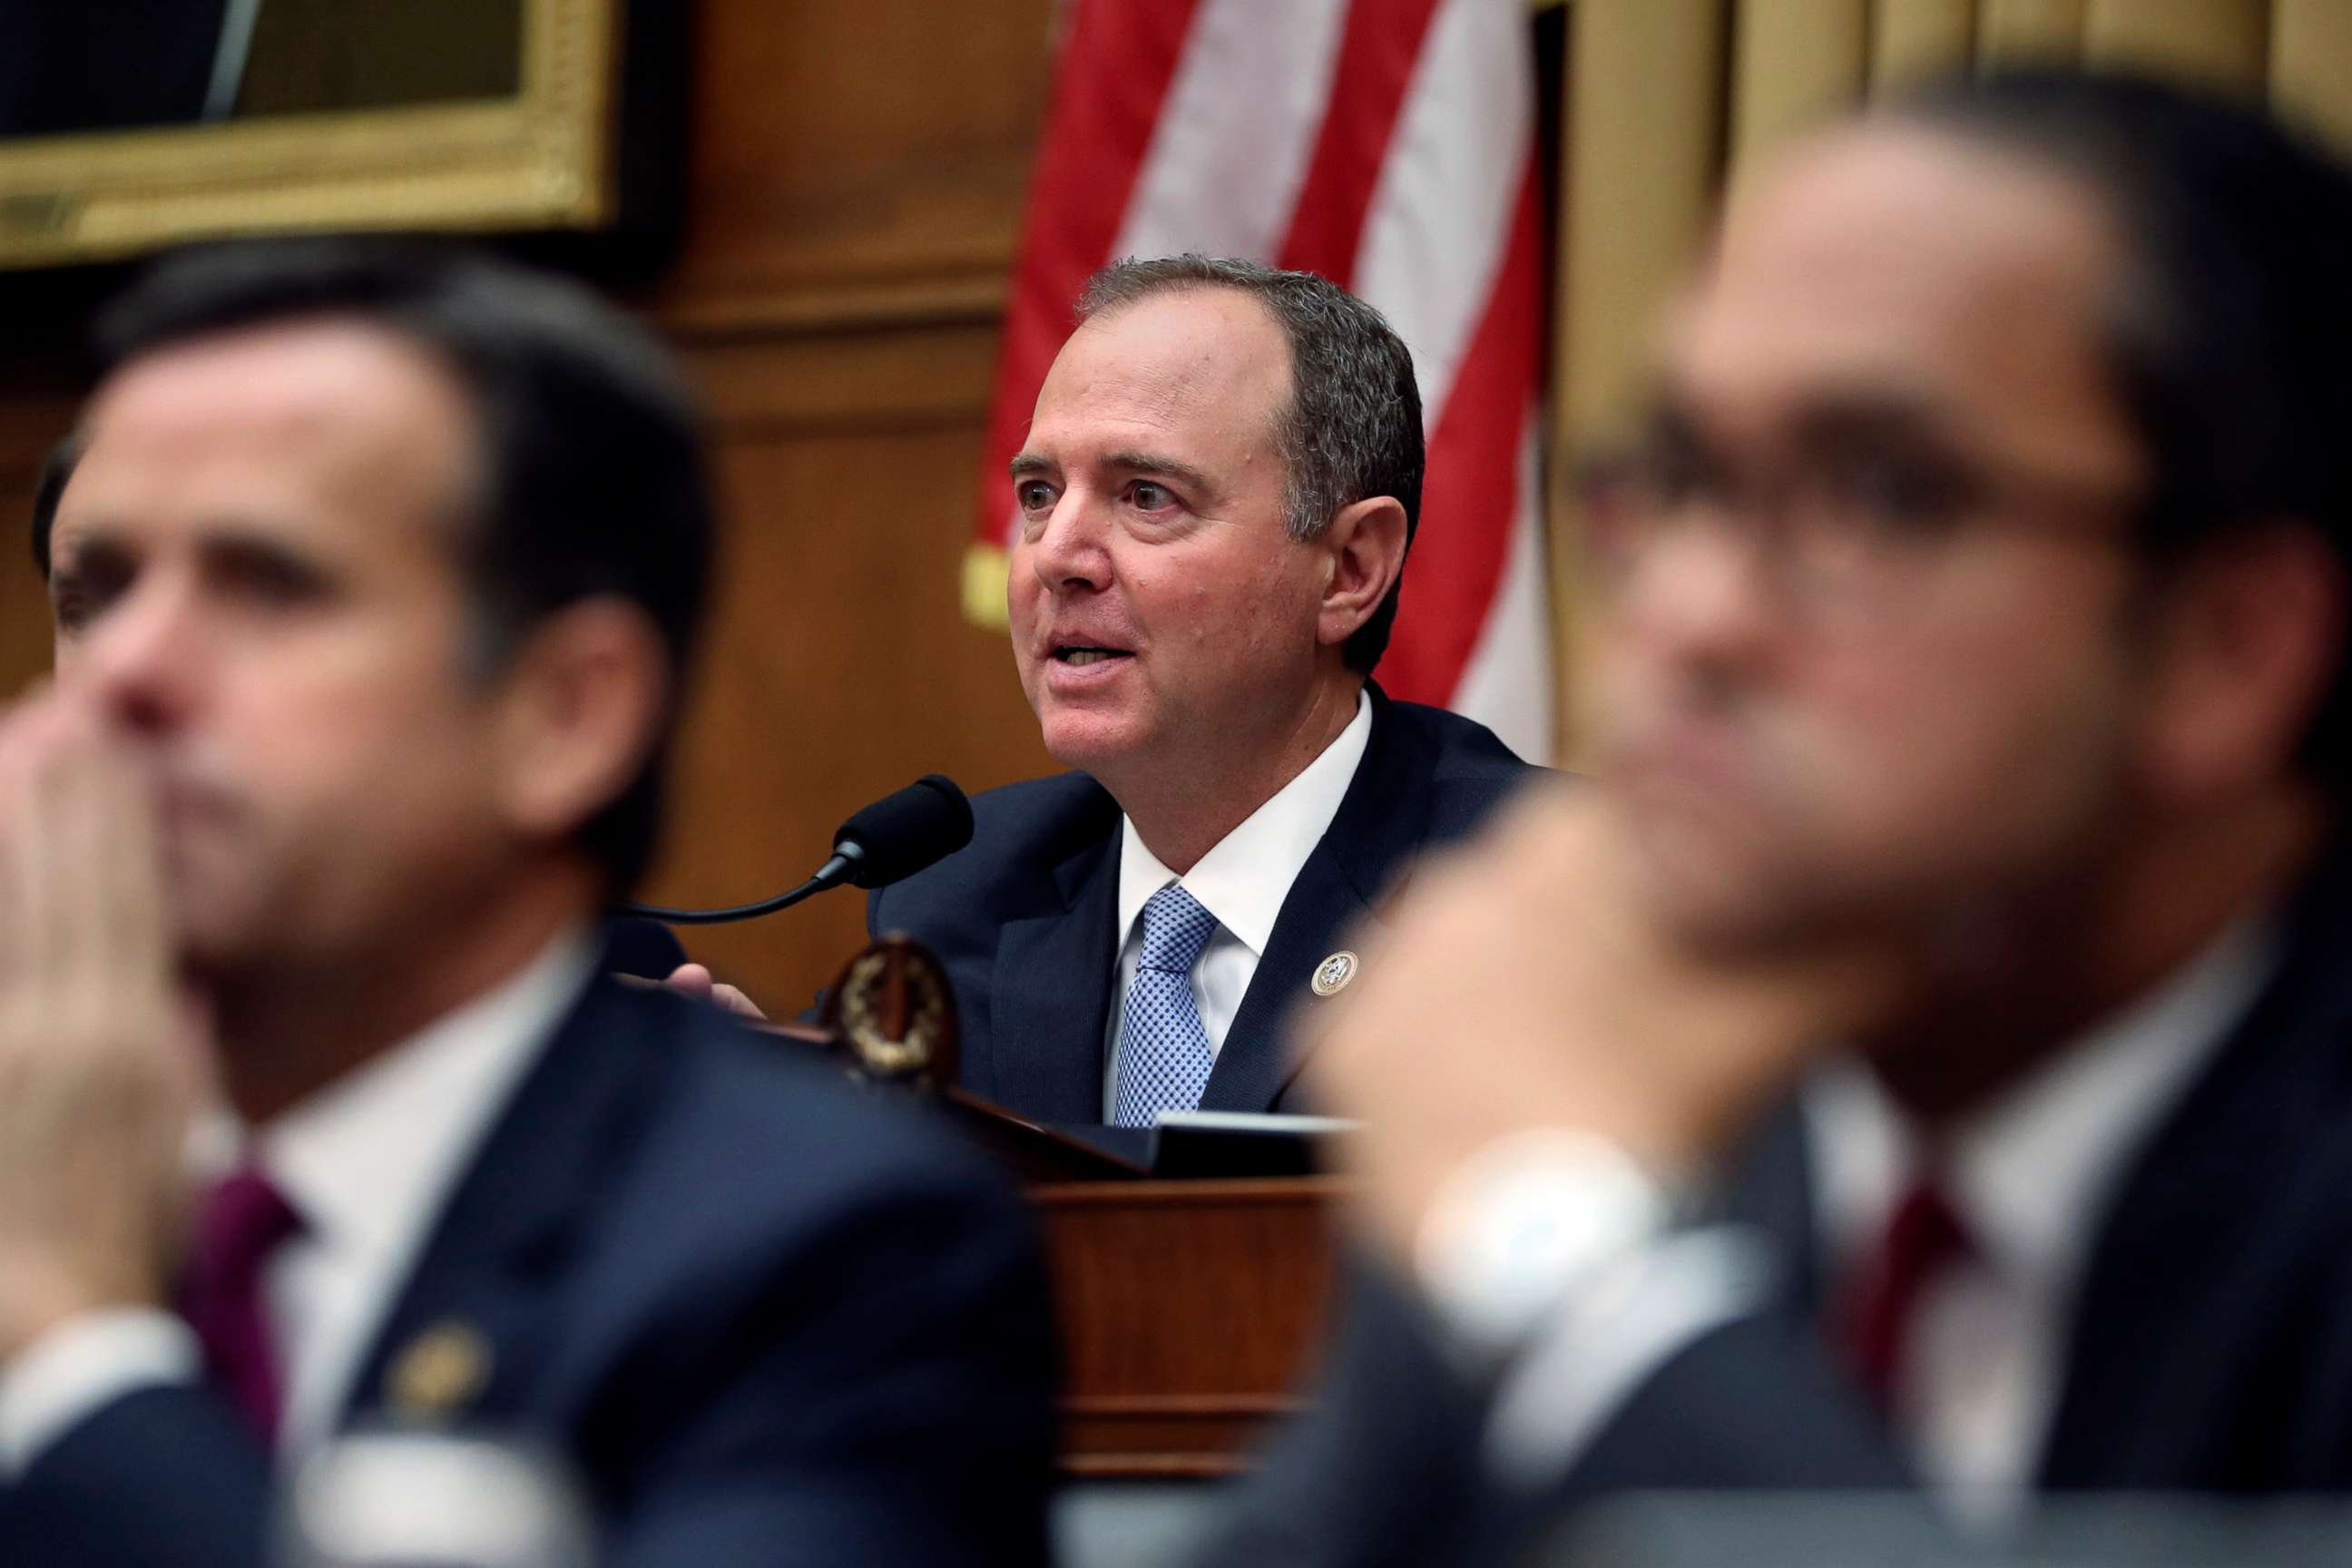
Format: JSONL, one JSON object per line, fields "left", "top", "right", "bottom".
{"left": 1206, "top": 70, "right": 2352, "bottom": 1566}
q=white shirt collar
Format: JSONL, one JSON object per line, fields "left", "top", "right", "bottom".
{"left": 257, "top": 927, "right": 599, "bottom": 1281}
{"left": 1808, "top": 909, "right": 2280, "bottom": 1298}
{"left": 1115, "top": 689, "right": 1374, "bottom": 955}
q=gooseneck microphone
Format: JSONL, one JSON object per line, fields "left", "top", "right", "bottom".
{"left": 621, "top": 774, "right": 974, "bottom": 926}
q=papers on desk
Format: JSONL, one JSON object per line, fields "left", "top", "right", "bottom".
{"left": 1152, "top": 1109, "right": 1357, "bottom": 1178}
{"left": 1047, "top": 1111, "right": 1359, "bottom": 1179}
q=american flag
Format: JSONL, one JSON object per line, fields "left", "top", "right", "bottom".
{"left": 967, "top": 0, "right": 1555, "bottom": 763}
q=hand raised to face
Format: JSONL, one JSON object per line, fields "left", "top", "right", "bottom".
{"left": 1299, "top": 780, "right": 1920, "bottom": 1272}
{"left": 0, "top": 688, "right": 210, "bottom": 1359}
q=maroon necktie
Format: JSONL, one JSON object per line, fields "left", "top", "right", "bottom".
{"left": 1837, "top": 1178, "right": 1973, "bottom": 1413}
{"left": 181, "top": 1167, "right": 304, "bottom": 1442}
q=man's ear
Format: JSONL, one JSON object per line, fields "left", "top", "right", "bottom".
{"left": 1317, "top": 495, "right": 1410, "bottom": 652}
{"left": 490, "top": 598, "right": 671, "bottom": 843}
{"left": 2138, "top": 524, "right": 2346, "bottom": 808}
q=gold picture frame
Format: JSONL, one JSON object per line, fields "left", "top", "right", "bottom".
{"left": 0, "top": 0, "right": 623, "bottom": 272}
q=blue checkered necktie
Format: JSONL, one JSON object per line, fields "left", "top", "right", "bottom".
{"left": 1111, "top": 883, "right": 1220, "bottom": 1128}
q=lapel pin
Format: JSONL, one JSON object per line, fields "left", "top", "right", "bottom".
{"left": 1310, "top": 950, "right": 1358, "bottom": 997}
{"left": 386, "top": 1318, "right": 493, "bottom": 1422}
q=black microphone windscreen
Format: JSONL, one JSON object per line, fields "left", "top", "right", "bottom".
{"left": 832, "top": 774, "right": 974, "bottom": 888}
{"left": 603, "top": 916, "right": 688, "bottom": 978}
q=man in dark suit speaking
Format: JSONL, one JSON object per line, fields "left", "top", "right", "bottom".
{"left": 874, "top": 257, "right": 1534, "bottom": 1126}
{"left": 1207, "top": 71, "right": 2352, "bottom": 1564}
{"left": 0, "top": 242, "right": 1054, "bottom": 1566}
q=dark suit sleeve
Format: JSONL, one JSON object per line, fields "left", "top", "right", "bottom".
{"left": 1565, "top": 1312, "right": 1913, "bottom": 1494}
{"left": 1194, "top": 1260, "right": 1500, "bottom": 1568}
{"left": 1200, "top": 1262, "right": 1913, "bottom": 1568}
{"left": 5, "top": 1385, "right": 272, "bottom": 1567}
{"left": 603, "top": 1171, "right": 1057, "bottom": 1568}
{"left": 5, "top": 1183, "right": 1054, "bottom": 1568}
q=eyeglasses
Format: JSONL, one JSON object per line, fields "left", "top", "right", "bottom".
{"left": 1572, "top": 425, "right": 2144, "bottom": 626}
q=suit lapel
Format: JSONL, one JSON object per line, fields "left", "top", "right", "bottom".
{"left": 1739, "top": 923, "right": 2352, "bottom": 1490}
{"left": 339, "top": 978, "right": 668, "bottom": 1431}
{"left": 1201, "top": 859, "right": 1382, "bottom": 1113}
{"left": 1748, "top": 1012, "right": 2340, "bottom": 1487}
{"left": 1200, "top": 687, "right": 1435, "bottom": 1112}
{"left": 986, "top": 831, "right": 1122, "bottom": 1123}
{"left": 2036, "top": 867, "right": 2352, "bottom": 1486}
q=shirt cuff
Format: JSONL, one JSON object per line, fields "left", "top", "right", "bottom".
{"left": 0, "top": 1308, "right": 201, "bottom": 1475}
{"left": 1408, "top": 1125, "right": 1774, "bottom": 1489}
{"left": 1481, "top": 1225, "right": 1774, "bottom": 1489}
{"left": 1414, "top": 1127, "right": 1678, "bottom": 1370}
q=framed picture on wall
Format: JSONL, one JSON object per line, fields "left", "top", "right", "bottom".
{"left": 0, "top": 0, "right": 676, "bottom": 272}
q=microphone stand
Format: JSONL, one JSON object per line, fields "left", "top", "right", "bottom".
{"left": 620, "top": 848, "right": 865, "bottom": 926}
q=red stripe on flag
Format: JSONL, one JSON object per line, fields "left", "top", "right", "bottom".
{"left": 1377, "top": 155, "right": 1544, "bottom": 707}
{"left": 1274, "top": 0, "right": 1446, "bottom": 287}
{"left": 974, "top": 0, "right": 1206, "bottom": 553}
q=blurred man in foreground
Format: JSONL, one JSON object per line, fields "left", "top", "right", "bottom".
{"left": 1210, "top": 72, "right": 2352, "bottom": 1564}
{"left": 876, "top": 256, "right": 1533, "bottom": 1126}
{"left": 0, "top": 242, "right": 1054, "bottom": 1566}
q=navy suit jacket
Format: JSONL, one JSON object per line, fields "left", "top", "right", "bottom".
{"left": 1203, "top": 843, "right": 2352, "bottom": 1567}
{"left": 869, "top": 685, "right": 1536, "bottom": 1123}
{"left": 5, "top": 975, "right": 1057, "bottom": 1568}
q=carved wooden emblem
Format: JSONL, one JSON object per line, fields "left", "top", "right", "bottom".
{"left": 822, "top": 933, "right": 959, "bottom": 1089}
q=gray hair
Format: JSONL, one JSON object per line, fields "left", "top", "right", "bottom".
{"left": 1075, "top": 254, "right": 1423, "bottom": 676}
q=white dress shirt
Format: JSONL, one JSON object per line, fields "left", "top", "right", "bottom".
{"left": 1101, "top": 689, "right": 1373, "bottom": 1120}
{"left": 0, "top": 929, "right": 597, "bottom": 1473}
{"left": 1426, "top": 912, "right": 2278, "bottom": 1505}
{"left": 1803, "top": 912, "right": 2276, "bottom": 1522}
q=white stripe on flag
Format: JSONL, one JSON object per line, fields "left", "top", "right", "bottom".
{"left": 1352, "top": 0, "right": 1534, "bottom": 423}
{"left": 1112, "top": 0, "right": 1351, "bottom": 262}
{"left": 1447, "top": 416, "right": 1554, "bottom": 763}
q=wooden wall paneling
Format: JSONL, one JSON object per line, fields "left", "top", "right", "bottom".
{"left": 0, "top": 394, "right": 73, "bottom": 703}
{"left": 0, "top": 521, "right": 45, "bottom": 730}
{"left": 646, "top": 346, "right": 1053, "bottom": 1011}
{"left": 2273, "top": 0, "right": 2352, "bottom": 154}
{"left": 649, "top": 0, "right": 1061, "bottom": 333}
{"left": 2082, "top": 0, "right": 2270, "bottom": 90}
{"left": 683, "top": 318, "right": 1004, "bottom": 434}
{"left": 0, "top": 518, "right": 51, "bottom": 713}
{"left": 1729, "top": 0, "right": 1870, "bottom": 183}
{"left": 1978, "top": 0, "right": 2088, "bottom": 63}
{"left": 1557, "top": 0, "right": 1726, "bottom": 756}
{"left": 618, "top": 0, "right": 1067, "bottom": 1011}
{"left": 1871, "top": 0, "right": 1981, "bottom": 87}
{"left": 1558, "top": 0, "right": 1727, "bottom": 447}
{"left": 619, "top": 0, "right": 1069, "bottom": 1009}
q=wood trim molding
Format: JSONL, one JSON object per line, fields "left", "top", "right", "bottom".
{"left": 650, "top": 270, "right": 1010, "bottom": 344}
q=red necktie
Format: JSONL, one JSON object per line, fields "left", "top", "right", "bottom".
{"left": 1837, "top": 1177, "right": 1973, "bottom": 1413}
{"left": 181, "top": 1167, "right": 304, "bottom": 1442}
